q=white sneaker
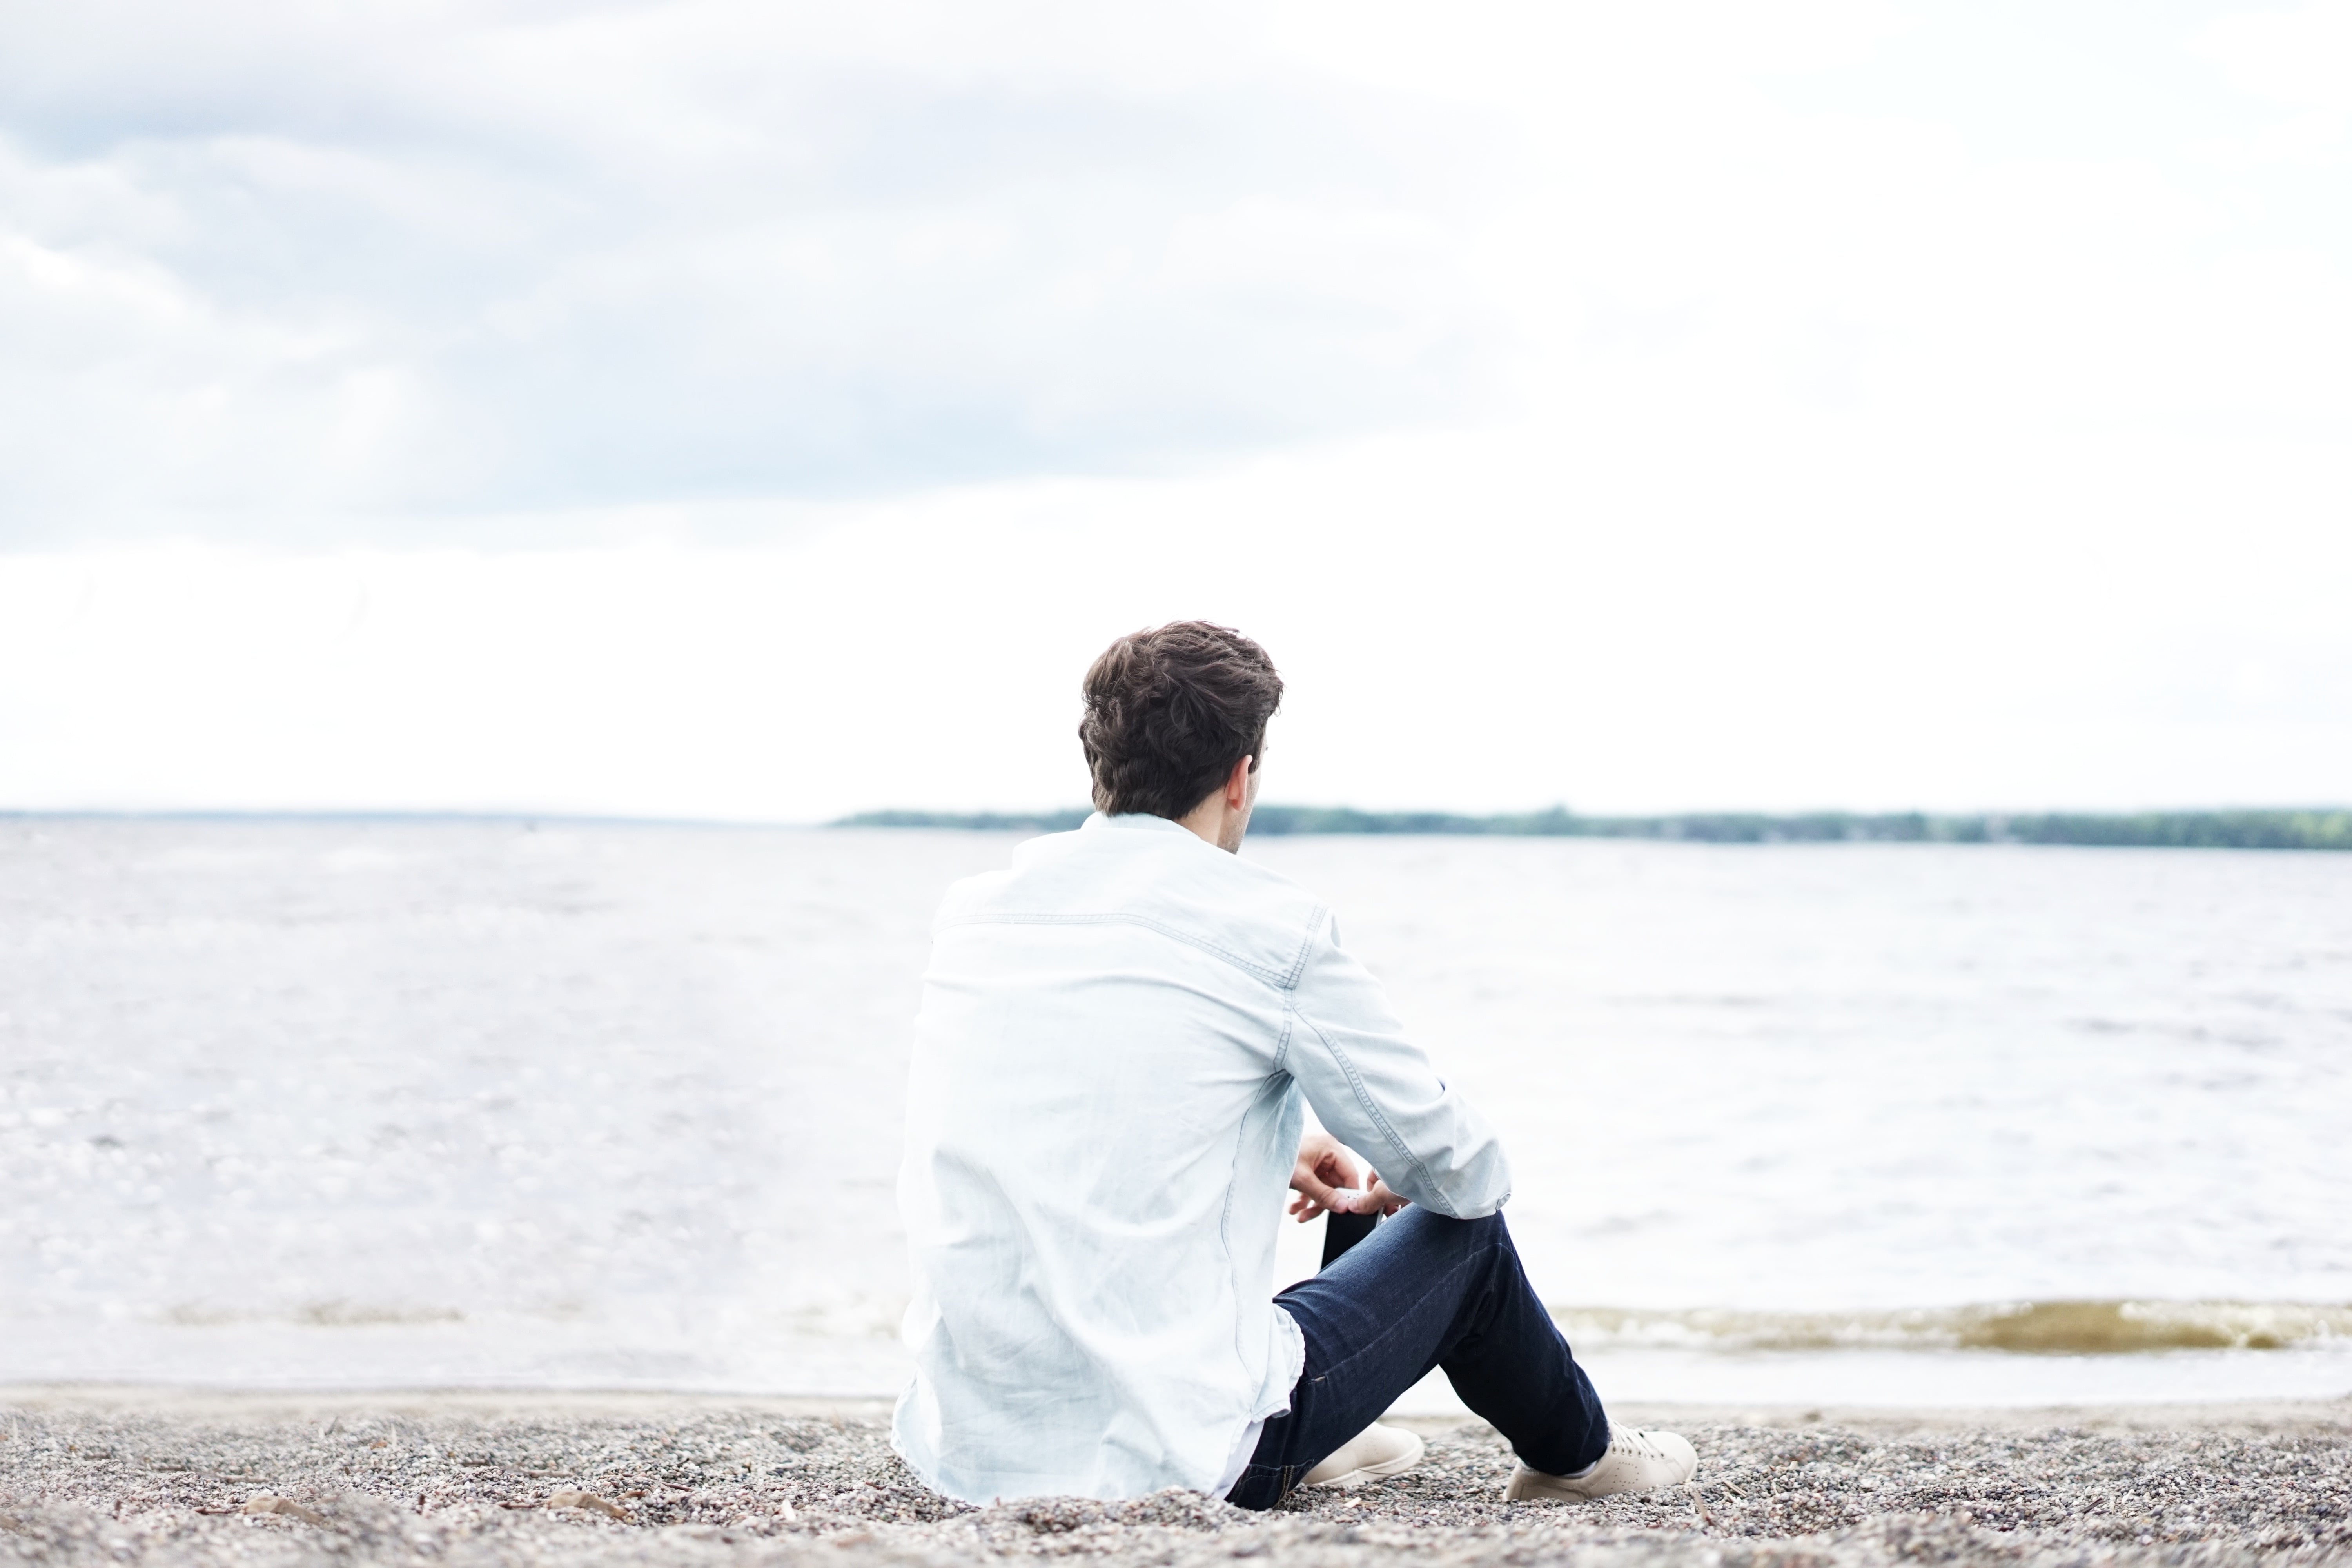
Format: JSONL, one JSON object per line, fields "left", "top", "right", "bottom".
{"left": 1301, "top": 1423, "right": 1425, "bottom": 1489}
{"left": 1504, "top": 1426, "right": 1696, "bottom": 1502}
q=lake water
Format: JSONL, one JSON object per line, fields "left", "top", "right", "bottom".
{"left": 3, "top": 818, "right": 2347, "bottom": 1407}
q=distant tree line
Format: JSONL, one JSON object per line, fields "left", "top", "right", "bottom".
{"left": 835, "top": 806, "right": 2352, "bottom": 850}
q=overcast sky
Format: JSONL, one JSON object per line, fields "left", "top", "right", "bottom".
{"left": 4, "top": 0, "right": 2349, "bottom": 818}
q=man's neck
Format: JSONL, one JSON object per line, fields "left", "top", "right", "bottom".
{"left": 1172, "top": 756, "right": 1259, "bottom": 853}
{"left": 1176, "top": 799, "right": 1249, "bottom": 853}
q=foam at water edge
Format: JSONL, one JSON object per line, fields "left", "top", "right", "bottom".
{"left": 1549, "top": 1301, "right": 2352, "bottom": 1354}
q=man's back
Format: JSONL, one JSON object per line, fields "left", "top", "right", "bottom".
{"left": 890, "top": 621, "right": 1691, "bottom": 1511}
{"left": 891, "top": 811, "right": 1509, "bottom": 1502}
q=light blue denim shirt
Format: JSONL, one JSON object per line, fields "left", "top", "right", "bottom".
{"left": 891, "top": 811, "right": 1512, "bottom": 1503}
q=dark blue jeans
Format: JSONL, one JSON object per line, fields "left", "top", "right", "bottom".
{"left": 1226, "top": 1206, "right": 1610, "bottom": 1510}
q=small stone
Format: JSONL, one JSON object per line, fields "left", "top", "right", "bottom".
{"left": 545, "top": 1489, "right": 628, "bottom": 1520}
{"left": 240, "top": 1496, "right": 327, "bottom": 1525}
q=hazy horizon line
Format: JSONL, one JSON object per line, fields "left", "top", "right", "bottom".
{"left": 13, "top": 804, "right": 2352, "bottom": 851}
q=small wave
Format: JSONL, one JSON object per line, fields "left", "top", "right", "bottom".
{"left": 158, "top": 1301, "right": 465, "bottom": 1327}
{"left": 1550, "top": 1301, "right": 2352, "bottom": 1354}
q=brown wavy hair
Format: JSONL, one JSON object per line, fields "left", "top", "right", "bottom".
{"left": 1078, "top": 622, "right": 1284, "bottom": 819}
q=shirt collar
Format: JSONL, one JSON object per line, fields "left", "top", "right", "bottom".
{"left": 1082, "top": 811, "right": 1196, "bottom": 837}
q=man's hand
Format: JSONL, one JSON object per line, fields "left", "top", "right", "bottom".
{"left": 1288, "top": 1132, "right": 1409, "bottom": 1222}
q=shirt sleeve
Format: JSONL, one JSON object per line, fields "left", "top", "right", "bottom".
{"left": 1281, "top": 912, "right": 1512, "bottom": 1219}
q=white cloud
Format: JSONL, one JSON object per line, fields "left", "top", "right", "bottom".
{"left": 2198, "top": 0, "right": 2352, "bottom": 151}
{"left": 3, "top": 1, "right": 2350, "bottom": 811}
{"left": 6, "top": 406, "right": 2350, "bottom": 817}
{"left": 0, "top": 1, "right": 1507, "bottom": 539}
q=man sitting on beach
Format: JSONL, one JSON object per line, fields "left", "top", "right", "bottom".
{"left": 891, "top": 621, "right": 1697, "bottom": 1509}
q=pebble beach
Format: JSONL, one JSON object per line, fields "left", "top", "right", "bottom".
{"left": 4, "top": 1391, "right": 2346, "bottom": 1568}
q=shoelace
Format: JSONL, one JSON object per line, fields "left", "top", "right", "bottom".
{"left": 1610, "top": 1429, "right": 1671, "bottom": 1461}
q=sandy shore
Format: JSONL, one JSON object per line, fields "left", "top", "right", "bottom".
{"left": 3, "top": 1388, "right": 2347, "bottom": 1568}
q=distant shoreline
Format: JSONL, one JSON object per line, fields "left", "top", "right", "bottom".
{"left": 837, "top": 806, "right": 2352, "bottom": 851}
{"left": 12, "top": 807, "right": 2351, "bottom": 851}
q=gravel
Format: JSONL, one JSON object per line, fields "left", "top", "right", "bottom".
{"left": 4, "top": 1392, "right": 2347, "bottom": 1568}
